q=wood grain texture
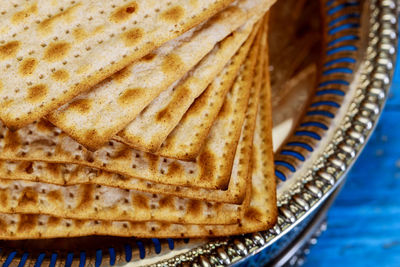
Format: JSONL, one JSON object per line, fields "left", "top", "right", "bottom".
{"left": 304, "top": 66, "right": 400, "bottom": 267}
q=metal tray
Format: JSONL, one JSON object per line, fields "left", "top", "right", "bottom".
{"left": 0, "top": 0, "right": 397, "bottom": 266}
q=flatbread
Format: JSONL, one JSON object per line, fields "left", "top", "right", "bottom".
{"left": 48, "top": 2, "right": 251, "bottom": 150}
{"left": 156, "top": 20, "right": 260, "bottom": 161}
{"left": 0, "top": 24, "right": 264, "bottom": 205}
{"left": 0, "top": 17, "right": 275, "bottom": 239}
{"left": 156, "top": 31, "right": 254, "bottom": 160}
{"left": 0, "top": 179, "right": 241, "bottom": 225}
{"left": 0, "top": 22, "right": 268, "bottom": 229}
{"left": 0, "top": 23, "right": 261, "bottom": 190}
{"left": 0, "top": 0, "right": 236, "bottom": 129}
{"left": 115, "top": 20, "right": 258, "bottom": 153}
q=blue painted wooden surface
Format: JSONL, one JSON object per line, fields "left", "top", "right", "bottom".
{"left": 303, "top": 38, "right": 400, "bottom": 267}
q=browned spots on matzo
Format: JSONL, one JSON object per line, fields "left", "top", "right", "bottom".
{"left": 161, "top": 6, "right": 185, "bottom": 23}
{"left": 155, "top": 108, "right": 171, "bottom": 122}
{"left": 74, "top": 219, "right": 85, "bottom": 228}
{"left": 162, "top": 54, "right": 183, "bottom": 74}
{"left": 27, "top": 84, "right": 48, "bottom": 102}
{"left": 252, "top": 146, "right": 259, "bottom": 172}
{"left": 0, "top": 188, "right": 9, "bottom": 207}
{"left": 122, "top": 28, "right": 143, "bottom": 46}
{"left": 38, "top": 4, "right": 81, "bottom": 34}
{"left": 142, "top": 52, "right": 157, "bottom": 62}
{"left": 132, "top": 194, "right": 148, "bottom": 209}
{"left": 47, "top": 216, "right": 61, "bottom": 227}
{"left": 144, "top": 152, "right": 158, "bottom": 170}
{"left": 187, "top": 90, "right": 208, "bottom": 114}
{"left": 68, "top": 99, "right": 92, "bottom": 114}
{"left": 219, "top": 98, "right": 232, "bottom": 118}
{"left": 110, "top": 147, "right": 131, "bottom": 160}
{"left": 77, "top": 184, "right": 94, "bottom": 209}
{"left": 47, "top": 163, "right": 60, "bottom": 177}
{"left": 129, "top": 221, "right": 145, "bottom": 231}
{"left": 19, "top": 58, "right": 37, "bottom": 76}
{"left": 0, "top": 41, "right": 20, "bottom": 60}
{"left": 0, "top": 218, "right": 6, "bottom": 234}
{"left": 36, "top": 119, "right": 54, "bottom": 132}
{"left": 18, "top": 215, "right": 37, "bottom": 232}
{"left": 73, "top": 28, "right": 89, "bottom": 42}
{"left": 158, "top": 222, "right": 171, "bottom": 229}
{"left": 118, "top": 88, "right": 144, "bottom": 106}
{"left": 110, "top": 2, "right": 139, "bottom": 23}
{"left": 166, "top": 162, "right": 184, "bottom": 176}
{"left": 156, "top": 86, "right": 190, "bottom": 122}
{"left": 188, "top": 199, "right": 202, "bottom": 216}
{"left": 43, "top": 42, "right": 71, "bottom": 62}
{"left": 12, "top": 4, "right": 38, "bottom": 24}
{"left": 113, "top": 66, "right": 131, "bottom": 83}
{"left": 4, "top": 131, "right": 21, "bottom": 151}
{"left": 82, "top": 130, "right": 102, "bottom": 148}
{"left": 51, "top": 69, "right": 69, "bottom": 82}
{"left": 245, "top": 207, "right": 263, "bottom": 222}
{"left": 47, "top": 190, "right": 63, "bottom": 205}
{"left": 159, "top": 196, "right": 174, "bottom": 209}
{"left": 18, "top": 188, "right": 38, "bottom": 207}
{"left": 102, "top": 220, "right": 112, "bottom": 227}
{"left": 16, "top": 161, "right": 33, "bottom": 174}
{"left": 199, "top": 150, "right": 216, "bottom": 182}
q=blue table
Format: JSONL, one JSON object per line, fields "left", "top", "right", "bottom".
{"left": 303, "top": 37, "right": 400, "bottom": 267}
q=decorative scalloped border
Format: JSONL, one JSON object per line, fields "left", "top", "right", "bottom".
{"left": 0, "top": 0, "right": 396, "bottom": 266}
{"left": 151, "top": 0, "right": 398, "bottom": 265}
{"left": 0, "top": 238, "right": 193, "bottom": 267}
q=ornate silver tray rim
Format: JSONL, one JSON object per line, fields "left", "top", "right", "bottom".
{"left": 152, "top": 0, "right": 399, "bottom": 266}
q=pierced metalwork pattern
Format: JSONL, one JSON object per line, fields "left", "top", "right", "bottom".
{"left": 0, "top": 0, "right": 396, "bottom": 266}
{"left": 274, "top": 0, "right": 364, "bottom": 184}
{"left": 151, "top": 0, "right": 398, "bottom": 266}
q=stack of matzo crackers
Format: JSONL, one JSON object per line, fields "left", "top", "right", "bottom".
{"left": 0, "top": 0, "right": 277, "bottom": 239}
